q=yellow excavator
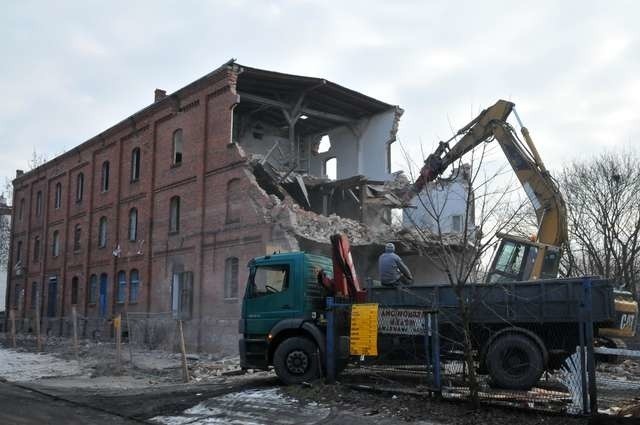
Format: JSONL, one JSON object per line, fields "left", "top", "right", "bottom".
{"left": 412, "top": 99, "right": 637, "bottom": 341}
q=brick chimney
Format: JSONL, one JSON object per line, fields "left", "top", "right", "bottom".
{"left": 16, "top": 169, "right": 24, "bottom": 178}
{"left": 154, "top": 89, "right": 167, "bottom": 102}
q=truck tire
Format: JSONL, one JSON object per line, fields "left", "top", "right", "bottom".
{"left": 486, "top": 333, "right": 544, "bottom": 390}
{"left": 273, "top": 337, "right": 320, "bottom": 385}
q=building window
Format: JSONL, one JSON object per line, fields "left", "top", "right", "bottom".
{"left": 101, "top": 161, "right": 110, "bottom": 192}
{"left": 169, "top": 196, "right": 180, "bottom": 234}
{"left": 172, "top": 129, "right": 183, "bottom": 165}
{"left": 16, "top": 240, "right": 22, "bottom": 264}
{"left": 19, "top": 198, "right": 24, "bottom": 221}
{"left": 30, "top": 282, "right": 38, "bottom": 309}
{"left": 88, "top": 274, "right": 97, "bottom": 304}
{"left": 117, "top": 271, "right": 126, "bottom": 304}
{"left": 131, "top": 148, "right": 141, "bottom": 182}
{"left": 76, "top": 173, "right": 84, "bottom": 203}
{"left": 130, "top": 269, "right": 140, "bottom": 303}
{"left": 171, "top": 270, "right": 193, "bottom": 319}
{"left": 54, "top": 182, "right": 62, "bottom": 209}
{"left": 13, "top": 284, "right": 22, "bottom": 308}
{"left": 226, "top": 179, "right": 241, "bottom": 224}
{"left": 323, "top": 157, "right": 337, "bottom": 180}
{"left": 73, "top": 224, "right": 81, "bottom": 251}
{"left": 224, "top": 257, "right": 239, "bottom": 299}
{"left": 33, "top": 236, "right": 40, "bottom": 262}
{"left": 98, "top": 216, "right": 107, "bottom": 248}
{"left": 451, "top": 215, "right": 462, "bottom": 232}
{"left": 71, "top": 277, "right": 79, "bottom": 305}
{"left": 52, "top": 230, "right": 60, "bottom": 257}
{"left": 36, "top": 191, "right": 43, "bottom": 217}
{"left": 128, "top": 208, "right": 138, "bottom": 241}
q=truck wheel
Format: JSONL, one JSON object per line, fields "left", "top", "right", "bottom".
{"left": 273, "top": 337, "right": 320, "bottom": 385}
{"left": 486, "top": 334, "right": 543, "bottom": 390}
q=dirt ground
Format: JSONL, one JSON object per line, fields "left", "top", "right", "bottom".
{"left": 0, "top": 334, "right": 637, "bottom": 424}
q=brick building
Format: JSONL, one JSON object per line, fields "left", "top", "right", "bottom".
{"left": 5, "top": 60, "right": 412, "bottom": 354}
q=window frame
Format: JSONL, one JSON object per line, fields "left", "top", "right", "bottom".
{"left": 128, "top": 208, "right": 138, "bottom": 241}
{"left": 101, "top": 161, "right": 110, "bottom": 192}
{"left": 172, "top": 129, "right": 183, "bottom": 166}
{"left": 117, "top": 271, "right": 127, "bottom": 304}
{"left": 54, "top": 182, "right": 62, "bottom": 209}
{"left": 98, "top": 216, "right": 108, "bottom": 248}
{"left": 224, "top": 257, "right": 239, "bottom": 299}
{"left": 131, "top": 148, "right": 141, "bottom": 182}
{"left": 76, "top": 173, "right": 84, "bottom": 203}
{"left": 169, "top": 196, "right": 180, "bottom": 234}
{"left": 129, "top": 269, "right": 140, "bottom": 304}
{"left": 52, "top": 230, "right": 60, "bottom": 257}
{"left": 35, "top": 191, "right": 43, "bottom": 217}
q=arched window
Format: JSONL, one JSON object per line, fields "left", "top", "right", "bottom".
{"left": 52, "top": 230, "right": 60, "bottom": 257}
{"left": 117, "top": 271, "right": 127, "bottom": 303}
{"left": 54, "top": 182, "right": 62, "bottom": 209}
{"left": 71, "top": 277, "right": 79, "bottom": 305}
{"left": 98, "top": 217, "right": 107, "bottom": 248}
{"left": 131, "top": 148, "right": 141, "bottom": 182}
{"left": 224, "top": 257, "right": 239, "bottom": 299}
{"left": 130, "top": 269, "right": 140, "bottom": 303}
{"left": 73, "top": 224, "right": 81, "bottom": 251}
{"left": 76, "top": 173, "right": 84, "bottom": 202}
{"left": 101, "top": 161, "right": 110, "bottom": 192}
{"left": 88, "top": 274, "right": 97, "bottom": 304}
{"left": 172, "top": 129, "right": 183, "bottom": 165}
{"left": 33, "top": 236, "right": 40, "bottom": 261}
{"left": 323, "top": 157, "right": 337, "bottom": 180}
{"left": 169, "top": 196, "right": 180, "bottom": 233}
{"left": 226, "top": 179, "right": 241, "bottom": 224}
{"left": 36, "top": 191, "right": 43, "bottom": 217}
{"left": 128, "top": 208, "right": 138, "bottom": 241}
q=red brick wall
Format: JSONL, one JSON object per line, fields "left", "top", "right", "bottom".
{"left": 7, "top": 66, "right": 274, "bottom": 353}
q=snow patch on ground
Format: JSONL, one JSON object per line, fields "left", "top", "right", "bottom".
{"left": 151, "top": 388, "right": 331, "bottom": 425}
{"left": 0, "top": 348, "right": 83, "bottom": 382}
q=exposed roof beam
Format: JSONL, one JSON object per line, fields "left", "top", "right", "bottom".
{"left": 238, "top": 92, "right": 354, "bottom": 124}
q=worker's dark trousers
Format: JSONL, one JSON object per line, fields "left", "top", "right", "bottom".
{"left": 382, "top": 275, "right": 412, "bottom": 287}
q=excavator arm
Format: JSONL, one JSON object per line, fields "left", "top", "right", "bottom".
{"left": 413, "top": 99, "right": 567, "bottom": 279}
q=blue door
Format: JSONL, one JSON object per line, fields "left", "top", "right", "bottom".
{"left": 47, "top": 277, "right": 57, "bottom": 317}
{"left": 99, "top": 273, "right": 108, "bottom": 317}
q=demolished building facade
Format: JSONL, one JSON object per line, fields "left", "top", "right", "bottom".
{"left": 6, "top": 61, "right": 469, "bottom": 354}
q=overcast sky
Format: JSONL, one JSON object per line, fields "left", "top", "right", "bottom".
{"left": 1, "top": 0, "right": 639, "bottom": 199}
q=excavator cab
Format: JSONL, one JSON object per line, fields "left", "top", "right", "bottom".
{"left": 486, "top": 234, "right": 561, "bottom": 283}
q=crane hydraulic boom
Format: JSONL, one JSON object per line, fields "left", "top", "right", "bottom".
{"left": 414, "top": 99, "right": 567, "bottom": 280}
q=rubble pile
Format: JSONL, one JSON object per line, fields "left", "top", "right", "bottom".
{"left": 597, "top": 359, "right": 640, "bottom": 380}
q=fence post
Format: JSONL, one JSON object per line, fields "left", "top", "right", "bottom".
{"left": 326, "top": 297, "right": 336, "bottom": 384}
{"left": 35, "top": 291, "right": 42, "bottom": 352}
{"left": 178, "top": 320, "right": 190, "bottom": 383}
{"left": 125, "top": 311, "right": 134, "bottom": 367}
{"left": 72, "top": 306, "right": 79, "bottom": 360}
{"left": 431, "top": 312, "right": 441, "bottom": 392}
{"left": 9, "top": 309, "right": 16, "bottom": 348}
{"left": 114, "top": 314, "right": 122, "bottom": 371}
{"left": 582, "top": 277, "right": 597, "bottom": 414}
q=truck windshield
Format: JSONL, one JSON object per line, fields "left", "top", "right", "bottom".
{"left": 248, "top": 264, "right": 289, "bottom": 298}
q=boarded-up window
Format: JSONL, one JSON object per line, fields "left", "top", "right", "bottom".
{"left": 71, "top": 277, "right": 79, "bottom": 305}
{"left": 171, "top": 271, "right": 193, "bottom": 319}
{"left": 225, "top": 257, "right": 239, "bottom": 299}
{"left": 117, "top": 271, "right": 127, "bottom": 303}
{"left": 225, "top": 179, "right": 242, "bottom": 224}
{"left": 130, "top": 269, "right": 140, "bottom": 303}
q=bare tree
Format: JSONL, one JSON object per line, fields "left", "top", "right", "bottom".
{"left": 560, "top": 151, "right": 640, "bottom": 297}
{"left": 401, "top": 141, "right": 531, "bottom": 405}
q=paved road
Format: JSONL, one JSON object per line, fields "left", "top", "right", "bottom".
{"left": 0, "top": 381, "right": 141, "bottom": 425}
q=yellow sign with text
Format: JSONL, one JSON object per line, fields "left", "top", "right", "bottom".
{"left": 349, "top": 303, "right": 379, "bottom": 356}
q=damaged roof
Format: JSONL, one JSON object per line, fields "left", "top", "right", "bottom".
{"left": 234, "top": 62, "right": 399, "bottom": 136}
